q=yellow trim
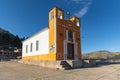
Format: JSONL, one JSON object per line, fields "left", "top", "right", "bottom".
{"left": 22, "top": 54, "right": 56, "bottom": 60}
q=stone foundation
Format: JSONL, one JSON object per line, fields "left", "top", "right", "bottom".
{"left": 18, "top": 60, "right": 83, "bottom": 70}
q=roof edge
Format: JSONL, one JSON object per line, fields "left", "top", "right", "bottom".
{"left": 22, "top": 27, "right": 49, "bottom": 43}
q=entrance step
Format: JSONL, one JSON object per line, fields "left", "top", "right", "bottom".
{"left": 60, "top": 61, "right": 72, "bottom": 70}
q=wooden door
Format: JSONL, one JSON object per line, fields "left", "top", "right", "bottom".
{"left": 67, "top": 43, "right": 74, "bottom": 59}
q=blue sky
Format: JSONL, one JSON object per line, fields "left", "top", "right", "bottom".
{"left": 0, "top": 0, "right": 120, "bottom": 53}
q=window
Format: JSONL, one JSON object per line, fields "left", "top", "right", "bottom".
{"left": 68, "top": 31, "right": 73, "bottom": 41}
{"left": 36, "top": 41, "right": 39, "bottom": 51}
{"left": 58, "top": 11, "right": 63, "bottom": 19}
{"left": 30, "top": 43, "right": 33, "bottom": 52}
{"left": 26, "top": 45, "right": 28, "bottom": 53}
{"left": 76, "top": 21, "right": 79, "bottom": 26}
{"left": 76, "top": 19, "right": 80, "bottom": 26}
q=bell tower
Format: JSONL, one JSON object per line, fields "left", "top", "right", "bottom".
{"left": 48, "top": 7, "right": 64, "bottom": 55}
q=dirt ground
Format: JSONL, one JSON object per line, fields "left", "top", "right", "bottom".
{"left": 0, "top": 61, "right": 120, "bottom": 80}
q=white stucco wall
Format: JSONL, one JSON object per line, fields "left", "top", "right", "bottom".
{"left": 22, "top": 28, "right": 49, "bottom": 57}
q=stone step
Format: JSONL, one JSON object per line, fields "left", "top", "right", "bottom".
{"left": 60, "top": 61, "right": 72, "bottom": 70}
{"left": 62, "top": 65, "right": 71, "bottom": 67}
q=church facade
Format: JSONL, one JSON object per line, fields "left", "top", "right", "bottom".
{"left": 22, "top": 7, "right": 82, "bottom": 60}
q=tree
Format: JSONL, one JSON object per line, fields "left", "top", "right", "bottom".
{"left": 13, "top": 35, "right": 22, "bottom": 48}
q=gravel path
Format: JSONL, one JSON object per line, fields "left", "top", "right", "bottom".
{"left": 0, "top": 61, "right": 120, "bottom": 80}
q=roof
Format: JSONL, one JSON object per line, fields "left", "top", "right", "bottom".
{"left": 22, "top": 27, "right": 49, "bottom": 43}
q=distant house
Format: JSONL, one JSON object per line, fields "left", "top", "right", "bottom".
{"left": 0, "top": 49, "right": 21, "bottom": 60}
{"left": 22, "top": 7, "right": 82, "bottom": 60}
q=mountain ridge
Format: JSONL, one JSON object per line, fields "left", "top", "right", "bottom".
{"left": 0, "top": 28, "right": 23, "bottom": 49}
{"left": 82, "top": 50, "right": 120, "bottom": 59}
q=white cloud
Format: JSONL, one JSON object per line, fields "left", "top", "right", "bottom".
{"left": 74, "top": 0, "right": 92, "bottom": 18}
{"left": 75, "top": 6, "right": 88, "bottom": 18}
{"left": 66, "top": 0, "right": 93, "bottom": 18}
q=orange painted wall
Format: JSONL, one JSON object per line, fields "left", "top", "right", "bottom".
{"left": 49, "top": 8, "right": 56, "bottom": 55}
{"left": 22, "top": 54, "right": 56, "bottom": 60}
{"left": 56, "top": 11, "right": 82, "bottom": 60}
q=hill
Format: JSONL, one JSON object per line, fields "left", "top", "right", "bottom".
{"left": 82, "top": 50, "right": 120, "bottom": 59}
{"left": 0, "top": 28, "right": 23, "bottom": 50}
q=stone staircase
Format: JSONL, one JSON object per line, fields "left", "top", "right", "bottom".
{"left": 60, "top": 61, "right": 72, "bottom": 70}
